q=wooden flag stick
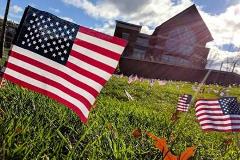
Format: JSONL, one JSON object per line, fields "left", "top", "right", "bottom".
{"left": 0, "top": 0, "right": 11, "bottom": 60}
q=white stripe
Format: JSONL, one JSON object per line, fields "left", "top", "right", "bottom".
{"left": 178, "top": 102, "right": 187, "bottom": 106}
{"left": 199, "top": 119, "right": 240, "bottom": 125}
{"left": 202, "top": 125, "right": 240, "bottom": 130}
{"left": 179, "top": 100, "right": 187, "bottom": 103}
{"left": 4, "top": 68, "right": 89, "bottom": 118}
{"left": 177, "top": 108, "right": 188, "bottom": 111}
{"left": 76, "top": 32, "right": 125, "bottom": 54}
{"left": 196, "top": 105, "right": 221, "bottom": 111}
{"left": 72, "top": 44, "right": 118, "bottom": 68}
{"left": 68, "top": 56, "right": 111, "bottom": 80}
{"left": 196, "top": 110, "right": 223, "bottom": 116}
{"left": 8, "top": 56, "right": 95, "bottom": 104}
{"left": 11, "top": 45, "right": 102, "bottom": 92}
{"left": 195, "top": 100, "right": 219, "bottom": 106}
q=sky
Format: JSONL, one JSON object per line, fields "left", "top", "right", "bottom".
{"left": 0, "top": 0, "right": 240, "bottom": 73}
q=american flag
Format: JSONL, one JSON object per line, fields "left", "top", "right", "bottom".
{"left": 195, "top": 97, "right": 240, "bottom": 132}
{"left": 177, "top": 94, "right": 192, "bottom": 112}
{"left": 3, "top": 6, "right": 127, "bottom": 123}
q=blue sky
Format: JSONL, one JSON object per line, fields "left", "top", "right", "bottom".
{"left": 0, "top": 0, "right": 240, "bottom": 72}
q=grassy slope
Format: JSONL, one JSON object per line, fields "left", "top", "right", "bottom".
{"left": 0, "top": 76, "right": 240, "bottom": 159}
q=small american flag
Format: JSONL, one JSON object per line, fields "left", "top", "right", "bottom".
{"left": 195, "top": 97, "right": 240, "bottom": 132}
{"left": 3, "top": 6, "right": 127, "bottom": 123}
{"left": 177, "top": 94, "right": 192, "bottom": 112}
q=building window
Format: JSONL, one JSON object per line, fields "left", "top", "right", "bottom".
{"left": 122, "top": 32, "right": 129, "bottom": 40}
{"left": 131, "top": 48, "right": 146, "bottom": 60}
{"left": 136, "top": 37, "right": 149, "bottom": 47}
{"left": 161, "top": 55, "right": 191, "bottom": 66}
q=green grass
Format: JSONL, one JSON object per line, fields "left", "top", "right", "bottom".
{"left": 0, "top": 76, "right": 240, "bottom": 159}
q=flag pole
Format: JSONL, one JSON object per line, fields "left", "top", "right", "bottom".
{"left": 0, "top": 0, "right": 11, "bottom": 63}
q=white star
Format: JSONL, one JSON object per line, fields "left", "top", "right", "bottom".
{"left": 35, "top": 46, "right": 39, "bottom": 50}
{"left": 64, "top": 37, "right": 67, "bottom": 41}
{"left": 61, "top": 45, "right": 64, "bottom": 49}
{"left": 63, "top": 50, "right": 67, "bottom": 54}
{"left": 72, "top": 28, "right": 75, "bottom": 32}
{"left": 58, "top": 27, "right": 62, "bottom": 31}
{"left": 58, "top": 39, "right": 62, "bottom": 43}
{"left": 50, "top": 23, "right": 53, "bottom": 27}
{"left": 61, "top": 32, "right": 65, "bottom": 36}
{"left": 52, "top": 53, "right": 56, "bottom": 57}
{"left": 50, "top": 48, "right": 53, "bottom": 52}
{"left": 50, "top": 35, "right": 53, "bottom": 39}
{"left": 66, "top": 30, "right": 70, "bottom": 34}
{"left": 27, "top": 39, "right": 30, "bottom": 42}
{"left": 32, "top": 13, "right": 36, "bottom": 17}
{"left": 36, "top": 34, "right": 40, "bottom": 38}
{"left": 64, "top": 25, "right": 67, "bottom": 29}
{"left": 47, "top": 43, "right": 51, "bottom": 46}
{"left": 56, "top": 34, "right": 59, "bottom": 38}
{"left": 66, "top": 43, "right": 70, "bottom": 47}
{"left": 32, "top": 25, "right": 36, "bottom": 29}
{"left": 38, "top": 39, "right": 42, "bottom": 43}
{"left": 39, "top": 26, "right": 43, "bottom": 30}
{"left": 47, "top": 30, "right": 51, "bottom": 34}
{"left": 27, "top": 27, "right": 31, "bottom": 31}
{"left": 58, "top": 52, "right": 62, "bottom": 55}
{"left": 42, "top": 19, "right": 46, "bottom": 23}
{"left": 41, "top": 32, "right": 45, "bottom": 36}
{"left": 41, "top": 44, "right": 45, "bottom": 48}
{"left": 56, "top": 22, "right": 59, "bottom": 26}
{"left": 44, "top": 24, "right": 48, "bottom": 28}
{"left": 40, "top": 15, "right": 43, "bottom": 19}
{"left": 69, "top": 35, "right": 72, "bottom": 39}
{"left": 22, "top": 41, "right": 25, "bottom": 45}
{"left": 47, "top": 17, "right": 51, "bottom": 21}
{"left": 33, "top": 41, "right": 36, "bottom": 44}
{"left": 34, "top": 29, "right": 38, "bottom": 33}
{"left": 31, "top": 36, "right": 35, "bottom": 40}
{"left": 55, "top": 46, "right": 59, "bottom": 50}
{"left": 52, "top": 41, "right": 56, "bottom": 45}
{"left": 28, "top": 43, "right": 31, "bottom": 46}
{"left": 24, "top": 34, "right": 28, "bottom": 38}
{"left": 37, "top": 22, "right": 40, "bottom": 26}
{"left": 30, "top": 20, "right": 34, "bottom": 24}
{"left": 30, "top": 32, "right": 33, "bottom": 35}
{"left": 35, "top": 17, "right": 39, "bottom": 21}
{"left": 61, "top": 57, "right": 65, "bottom": 61}
{"left": 53, "top": 29, "right": 56, "bottom": 33}
{"left": 44, "top": 49, "right": 47, "bottom": 53}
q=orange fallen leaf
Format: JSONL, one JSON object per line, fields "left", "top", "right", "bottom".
{"left": 132, "top": 128, "right": 142, "bottom": 138}
{"left": 147, "top": 132, "right": 196, "bottom": 160}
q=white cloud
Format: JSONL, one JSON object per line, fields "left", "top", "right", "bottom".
{"left": 60, "top": 16, "right": 75, "bottom": 23}
{"left": 11, "top": 5, "right": 23, "bottom": 14}
{"left": 49, "top": 7, "right": 60, "bottom": 13}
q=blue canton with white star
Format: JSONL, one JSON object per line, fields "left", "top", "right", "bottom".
{"left": 219, "top": 97, "right": 240, "bottom": 115}
{"left": 15, "top": 6, "right": 79, "bottom": 65}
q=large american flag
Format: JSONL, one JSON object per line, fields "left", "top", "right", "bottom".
{"left": 195, "top": 97, "right": 240, "bottom": 132}
{"left": 177, "top": 94, "right": 192, "bottom": 112}
{"left": 3, "top": 6, "right": 127, "bottom": 123}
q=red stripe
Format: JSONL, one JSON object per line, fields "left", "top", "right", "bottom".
{"left": 200, "top": 123, "right": 240, "bottom": 127}
{"left": 177, "top": 106, "right": 188, "bottom": 110}
{"left": 67, "top": 62, "right": 106, "bottom": 85}
{"left": 79, "top": 26, "right": 127, "bottom": 47}
{"left": 74, "top": 39, "right": 121, "bottom": 61}
{"left": 196, "top": 113, "right": 225, "bottom": 117}
{"left": 195, "top": 103, "right": 219, "bottom": 108}
{"left": 202, "top": 128, "right": 240, "bottom": 132}
{"left": 3, "top": 73, "right": 88, "bottom": 123}
{"left": 7, "top": 63, "right": 92, "bottom": 110}
{"left": 70, "top": 50, "right": 116, "bottom": 74}
{"left": 10, "top": 51, "right": 99, "bottom": 97}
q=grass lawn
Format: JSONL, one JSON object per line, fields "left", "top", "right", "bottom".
{"left": 0, "top": 75, "right": 240, "bottom": 159}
